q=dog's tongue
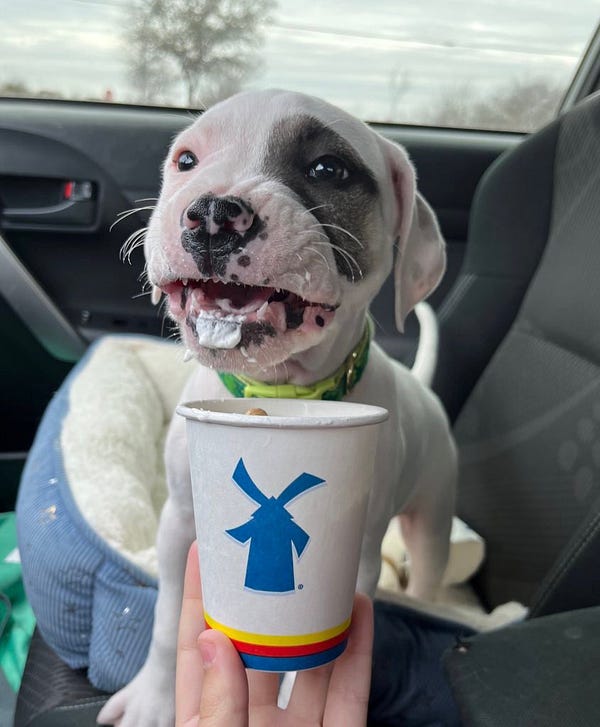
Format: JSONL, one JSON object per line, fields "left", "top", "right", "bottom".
{"left": 207, "top": 280, "right": 271, "bottom": 312}
{"left": 195, "top": 311, "right": 243, "bottom": 349}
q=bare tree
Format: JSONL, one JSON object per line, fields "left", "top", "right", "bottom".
{"left": 124, "top": 0, "right": 274, "bottom": 108}
{"left": 388, "top": 67, "right": 411, "bottom": 121}
{"left": 423, "top": 77, "right": 564, "bottom": 133}
{"left": 126, "top": 8, "right": 176, "bottom": 104}
{"left": 0, "top": 80, "right": 64, "bottom": 100}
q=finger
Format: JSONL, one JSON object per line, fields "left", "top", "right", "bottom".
{"left": 286, "top": 662, "right": 334, "bottom": 723}
{"left": 197, "top": 629, "right": 249, "bottom": 727}
{"left": 324, "top": 593, "right": 374, "bottom": 727}
{"left": 247, "top": 670, "right": 279, "bottom": 709}
{"left": 176, "top": 542, "right": 206, "bottom": 726}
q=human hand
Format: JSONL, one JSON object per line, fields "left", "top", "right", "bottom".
{"left": 176, "top": 541, "right": 374, "bottom": 726}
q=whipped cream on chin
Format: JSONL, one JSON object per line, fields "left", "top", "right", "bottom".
{"left": 195, "top": 311, "right": 245, "bottom": 349}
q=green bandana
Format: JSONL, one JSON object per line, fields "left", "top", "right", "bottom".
{"left": 218, "top": 319, "right": 372, "bottom": 401}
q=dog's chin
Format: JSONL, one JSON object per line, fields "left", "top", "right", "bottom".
{"left": 161, "top": 277, "right": 338, "bottom": 376}
{"left": 179, "top": 322, "right": 329, "bottom": 377}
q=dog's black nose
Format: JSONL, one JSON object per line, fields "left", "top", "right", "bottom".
{"left": 181, "top": 194, "right": 264, "bottom": 278}
{"left": 184, "top": 194, "right": 255, "bottom": 235}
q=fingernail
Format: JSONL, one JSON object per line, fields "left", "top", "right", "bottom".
{"left": 199, "top": 638, "right": 216, "bottom": 669}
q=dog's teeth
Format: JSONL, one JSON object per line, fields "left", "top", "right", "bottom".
{"left": 151, "top": 286, "right": 162, "bottom": 305}
{"left": 191, "top": 287, "right": 206, "bottom": 307}
{"left": 257, "top": 301, "right": 269, "bottom": 320}
{"left": 240, "top": 346, "right": 249, "bottom": 358}
{"left": 215, "top": 297, "right": 234, "bottom": 313}
{"left": 182, "top": 278, "right": 188, "bottom": 286}
{"left": 183, "top": 349, "right": 194, "bottom": 362}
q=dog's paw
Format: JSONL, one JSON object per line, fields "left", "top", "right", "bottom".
{"left": 96, "top": 665, "right": 175, "bottom": 727}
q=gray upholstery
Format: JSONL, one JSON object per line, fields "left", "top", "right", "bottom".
{"left": 434, "top": 119, "right": 559, "bottom": 422}
{"left": 14, "top": 629, "right": 108, "bottom": 726}
{"left": 445, "top": 606, "right": 600, "bottom": 726}
{"left": 455, "top": 91, "right": 600, "bottom": 610}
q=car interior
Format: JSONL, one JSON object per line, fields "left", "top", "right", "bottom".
{"left": 2, "top": 5, "right": 600, "bottom": 727}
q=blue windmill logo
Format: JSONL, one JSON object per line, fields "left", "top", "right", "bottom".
{"left": 226, "top": 458, "right": 325, "bottom": 593}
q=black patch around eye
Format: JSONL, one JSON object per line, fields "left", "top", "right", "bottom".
{"left": 306, "top": 155, "right": 350, "bottom": 183}
{"left": 261, "top": 114, "right": 379, "bottom": 282}
{"left": 177, "top": 150, "right": 198, "bottom": 172}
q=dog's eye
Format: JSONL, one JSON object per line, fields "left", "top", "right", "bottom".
{"left": 176, "top": 150, "right": 198, "bottom": 172}
{"left": 306, "top": 155, "right": 350, "bottom": 183}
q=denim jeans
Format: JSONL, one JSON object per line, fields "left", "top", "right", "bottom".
{"left": 368, "top": 599, "right": 476, "bottom": 726}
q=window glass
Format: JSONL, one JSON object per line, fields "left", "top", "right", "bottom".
{"left": 1, "top": 0, "right": 598, "bottom": 132}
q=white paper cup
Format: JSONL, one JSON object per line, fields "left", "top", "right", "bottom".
{"left": 177, "top": 397, "right": 388, "bottom": 671}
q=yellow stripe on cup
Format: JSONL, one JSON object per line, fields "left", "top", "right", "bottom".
{"left": 204, "top": 612, "right": 351, "bottom": 647}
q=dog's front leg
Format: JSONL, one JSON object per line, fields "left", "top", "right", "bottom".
{"left": 98, "top": 420, "right": 195, "bottom": 726}
{"left": 400, "top": 424, "right": 456, "bottom": 601}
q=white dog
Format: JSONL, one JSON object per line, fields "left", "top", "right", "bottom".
{"left": 98, "top": 89, "right": 456, "bottom": 726}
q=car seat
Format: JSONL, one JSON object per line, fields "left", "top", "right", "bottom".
{"left": 13, "top": 90, "right": 600, "bottom": 726}
{"left": 438, "top": 91, "right": 600, "bottom": 724}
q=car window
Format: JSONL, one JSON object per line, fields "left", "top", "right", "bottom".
{"left": 1, "top": 0, "right": 598, "bottom": 132}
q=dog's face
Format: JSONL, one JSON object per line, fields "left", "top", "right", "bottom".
{"left": 145, "top": 89, "right": 445, "bottom": 376}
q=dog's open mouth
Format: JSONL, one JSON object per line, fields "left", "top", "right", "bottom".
{"left": 162, "top": 279, "right": 338, "bottom": 350}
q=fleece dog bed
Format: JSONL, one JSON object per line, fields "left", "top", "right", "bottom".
{"left": 16, "top": 336, "right": 191, "bottom": 691}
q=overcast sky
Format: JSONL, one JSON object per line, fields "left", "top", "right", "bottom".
{"left": 1, "top": 0, "right": 598, "bottom": 124}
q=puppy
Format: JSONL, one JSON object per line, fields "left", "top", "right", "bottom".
{"left": 98, "top": 89, "right": 456, "bottom": 726}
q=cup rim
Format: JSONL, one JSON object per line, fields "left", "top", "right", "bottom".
{"left": 176, "top": 398, "right": 389, "bottom": 429}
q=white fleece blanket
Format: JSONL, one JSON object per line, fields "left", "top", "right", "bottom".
{"left": 61, "top": 336, "right": 192, "bottom": 577}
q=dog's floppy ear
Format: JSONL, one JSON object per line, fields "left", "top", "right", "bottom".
{"left": 380, "top": 138, "right": 446, "bottom": 332}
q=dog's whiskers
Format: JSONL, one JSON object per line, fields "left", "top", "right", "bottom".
{"left": 161, "top": 308, "right": 179, "bottom": 340}
{"left": 304, "top": 222, "right": 365, "bottom": 278}
{"left": 329, "top": 244, "right": 363, "bottom": 282}
{"left": 111, "top": 205, "right": 156, "bottom": 231}
{"left": 315, "top": 222, "right": 365, "bottom": 250}
{"left": 301, "top": 203, "right": 332, "bottom": 217}
{"left": 304, "top": 246, "right": 332, "bottom": 272}
{"left": 138, "top": 266, "right": 151, "bottom": 287}
{"left": 298, "top": 228, "right": 330, "bottom": 244}
{"left": 121, "top": 227, "right": 148, "bottom": 263}
{"left": 131, "top": 290, "right": 152, "bottom": 300}
{"left": 307, "top": 239, "right": 363, "bottom": 281}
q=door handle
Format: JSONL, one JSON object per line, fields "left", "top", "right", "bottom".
{"left": 3, "top": 180, "right": 94, "bottom": 218}
{"left": 0, "top": 178, "right": 96, "bottom": 229}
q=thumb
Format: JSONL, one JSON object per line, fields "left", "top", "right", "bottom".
{"left": 197, "top": 630, "right": 249, "bottom": 727}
